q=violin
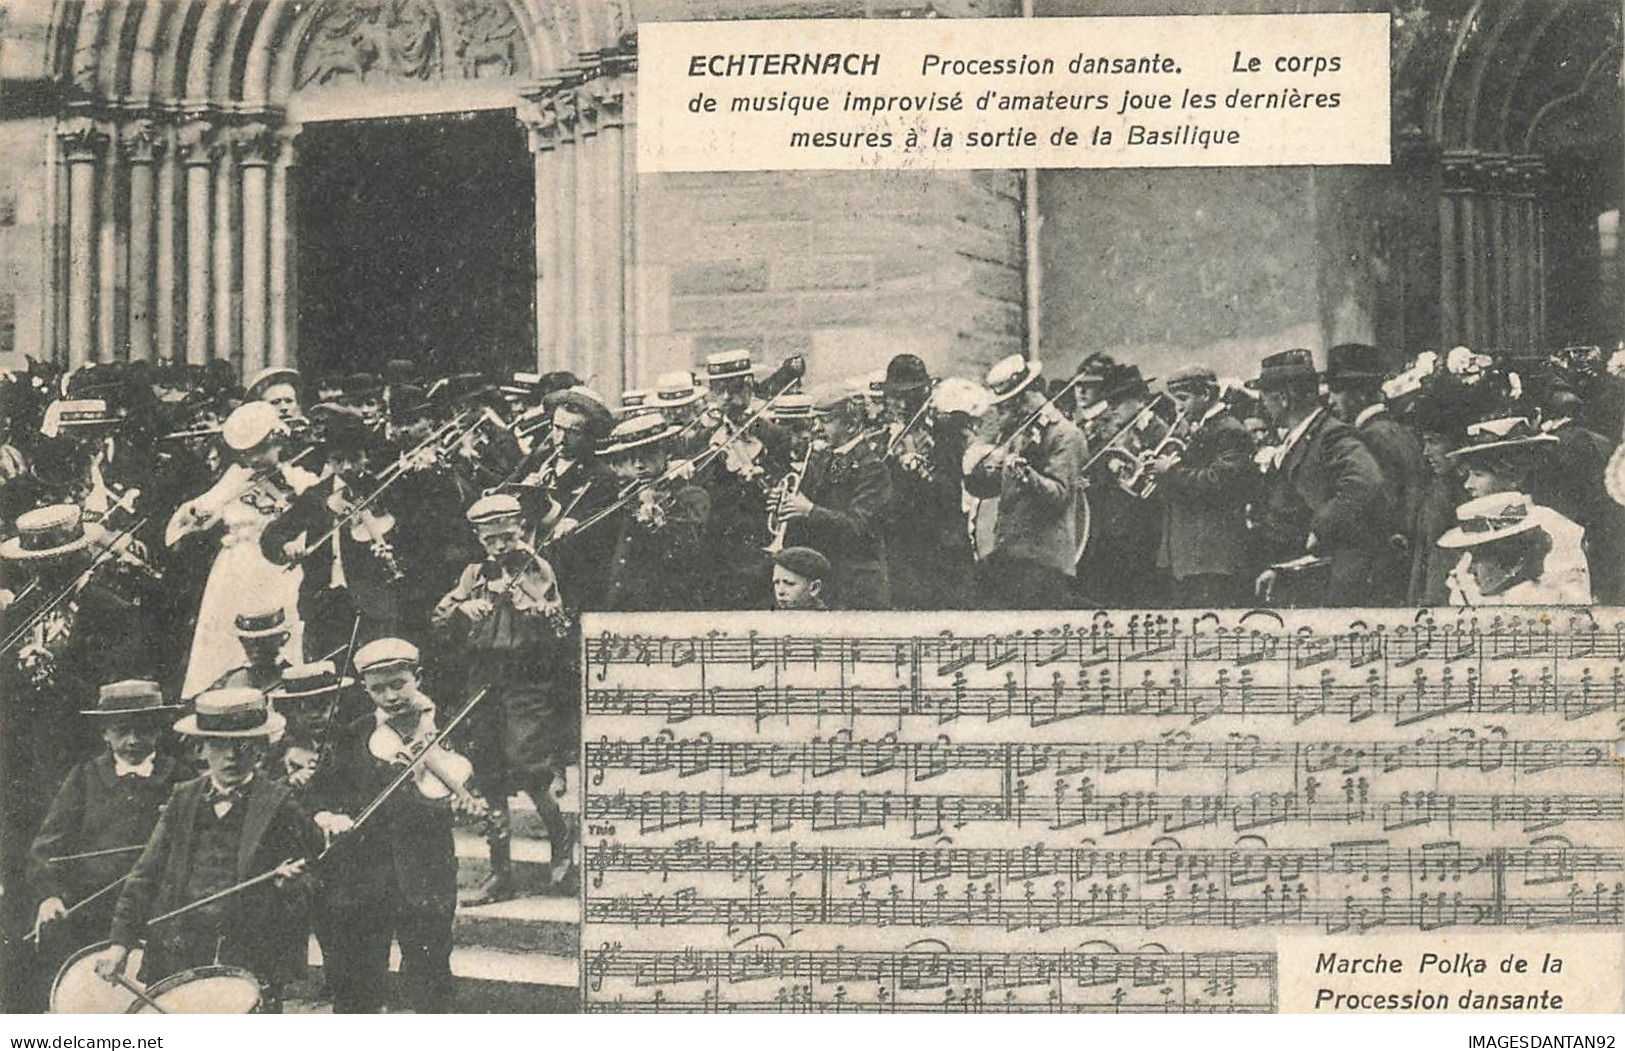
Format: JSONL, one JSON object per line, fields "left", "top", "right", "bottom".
{"left": 367, "top": 716, "right": 486, "bottom": 815}
{"left": 326, "top": 477, "right": 403, "bottom": 580}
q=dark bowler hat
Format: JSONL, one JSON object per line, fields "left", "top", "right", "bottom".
{"left": 773, "top": 545, "right": 831, "bottom": 583}
{"left": 233, "top": 605, "right": 288, "bottom": 639}
{"left": 268, "top": 661, "right": 355, "bottom": 704}
{"left": 80, "top": 679, "right": 178, "bottom": 718}
{"left": 0, "top": 504, "right": 90, "bottom": 562}
{"left": 1100, "top": 364, "right": 1152, "bottom": 403}
{"left": 883, "top": 354, "right": 932, "bottom": 394}
{"left": 1322, "top": 343, "right": 1385, "bottom": 391}
{"left": 1255, "top": 348, "right": 1318, "bottom": 392}
{"left": 174, "top": 688, "right": 285, "bottom": 739}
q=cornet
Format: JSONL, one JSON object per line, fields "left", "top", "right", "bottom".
{"left": 765, "top": 441, "right": 817, "bottom": 553}
{"left": 1099, "top": 403, "right": 1188, "bottom": 500}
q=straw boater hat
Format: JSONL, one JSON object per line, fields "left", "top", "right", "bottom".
{"left": 864, "top": 371, "right": 886, "bottom": 403}
{"left": 770, "top": 393, "right": 816, "bottom": 422}
{"left": 220, "top": 400, "right": 287, "bottom": 452}
{"left": 353, "top": 637, "right": 421, "bottom": 675}
{"left": 233, "top": 605, "right": 289, "bottom": 639}
{"left": 600, "top": 412, "right": 681, "bottom": 457}
{"left": 1447, "top": 417, "right": 1558, "bottom": 460}
{"left": 245, "top": 366, "right": 300, "bottom": 400}
{"left": 619, "top": 389, "right": 652, "bottom": 415}
{"left": 1436, "top": 492, "right": 1544, "bottom": 549}
{"left": 0, "top": 504, "right": 91, "bottom": 561}
{"left": 80, "top": 679, "right": 178, "bottom": 718}
{"left": 1165, "top": 364, "right": 1218, "bottom": 393}
{"left": 267, "top": 661, "right": 354, "bottom": 705}
{"left": 174, "top": 687, "right": 285, "bottom": 739}
{"left": 705, "top": 349, "right": 753, "bottom": 383}
{"left": 983, "top": 355, "right": 1043, "bottom": 405}
{"left": 651, "top": 370, "right": 704, "bottom": 410}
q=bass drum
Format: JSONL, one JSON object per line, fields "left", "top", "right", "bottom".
{"left": 50, "top": 941, "right": 146, "bottom": 1014}
{"left": 128, "top": 964, "right": 261, "bottom": 1014}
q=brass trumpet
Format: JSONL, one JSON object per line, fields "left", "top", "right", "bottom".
{"left": 765, "top": 440, "right": 817, "bottom": 553}
{"left": 1095, "top": 399, "right": 1187, "bottom": 499}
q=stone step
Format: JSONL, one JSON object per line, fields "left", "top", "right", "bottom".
{"left": 453, "top": 827, "right": 553, "bottom": 893}
{"left": 300, "top": 938, "right": 578, "bottom": 1014}
{"left": 455, "top": 895, "right": 578, "bottom": 955}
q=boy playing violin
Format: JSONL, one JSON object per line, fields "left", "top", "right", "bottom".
{"left": 306, "top": 638, "right": 466, "bottom": 1013}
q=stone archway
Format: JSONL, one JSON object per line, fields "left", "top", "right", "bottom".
{"left": 32, "top": 0, "right": 640, "bottom": 392}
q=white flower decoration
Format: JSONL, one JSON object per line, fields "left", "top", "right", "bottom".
{"left": 1445, "top": 346, "right": 1474, "bottom": 374}
{"left": 1608, "top": 350, "right": 1625, "bottom": 378}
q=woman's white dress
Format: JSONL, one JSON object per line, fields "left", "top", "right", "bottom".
{"left": 170, "top": 462, "right": 317, "bottom": 699}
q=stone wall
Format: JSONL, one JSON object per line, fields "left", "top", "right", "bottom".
{"left": 635, "top": 168, "right": 1025, "bottom": 387}
{"left": 0, "top": 119, "right": 51, "bottom": 372}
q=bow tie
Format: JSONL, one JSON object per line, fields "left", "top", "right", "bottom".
{"left": 205, "top": 783, "right": 246, "bottom": 805}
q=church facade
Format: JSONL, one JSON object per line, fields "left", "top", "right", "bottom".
{"left": 0, "top": 0, "right": 1618, "bottom": 390}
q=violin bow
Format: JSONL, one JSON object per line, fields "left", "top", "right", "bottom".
{"left": 315, "top": 686, "right": 490, "bottom": 862}
{"left": 311, "top": 613, "right": 363, "bottom": 775}
{"left": 1, "top": 513, "right": 152, "bottom": 656}
{"left": 883, "top": 380, "right": 940, "bottom": 458}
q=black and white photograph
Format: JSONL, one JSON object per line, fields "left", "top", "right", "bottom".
{"left": 0, "top": 0, "right": 1620, "bottom": 1020}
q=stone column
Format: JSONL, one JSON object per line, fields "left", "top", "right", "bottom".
{"left": 569, "top": 86, "right": 599, "bottom": 382}
{"left": 178, "top": 119, "right": 214, "bottom": 365}
{"left": 155, "top": 120, "right": 179, "bottom": 362}
{"left": 96, "top": 121, "right": 120, "bottom": 361}
{"left": 121, "top": 120, "right": 162, "bottom": 361}
{"left": 552, "top": 90, "right": 579, "bottom": 374}
{"left": 616, "top": 54, "right": 639, "bottom": 385}
{"left": 59, "top": 117, "right": 106, "bottom": 368}
{"left": 268, "top": 127, "right": 297, "bottom": 367}
{"left": 239, "top": 124, "right": 273, "bottom": 377}
{"left": 519, "top": 97, "right": 558, "bottom": 369}
{"left": 592, "top": 66, "right": 627, "bottom": 393}
{"left": 212, "top": 126, "right": 237, "bottom": 368}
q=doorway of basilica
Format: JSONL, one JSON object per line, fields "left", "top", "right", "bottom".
{"left": 293, "top": 109, "right": 536, "bottom": 382}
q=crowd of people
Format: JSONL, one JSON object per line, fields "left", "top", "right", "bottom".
{"left": 1, "top": 337, "right": 1621, "bottom": 1012}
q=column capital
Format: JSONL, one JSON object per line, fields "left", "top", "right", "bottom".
{"left": 176, "top": 119, "right": 219, "bottom": 166}
{"left": 516, "top": 97, "right": 560, "bottom": 153}
{"left": 58, "top": 116, "right": 109, "bottom": 163}
{"left": 118, "top": 119, "right": 166, "bottom": 164}
{"left": 236, "top": 123, "right": 278, "bottom": 168}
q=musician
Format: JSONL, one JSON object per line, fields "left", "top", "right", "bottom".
{"left": 696, "top": 349, "right": 793, "bottom": 610}
{"left": 431, "top": 494, "right": 573, "bottom": 904}
{"left": 1144, "top": 365, "right": 1257, "bottom": 607}
{"left": 308, "top": 639, "right": 460, "bottom": 1014}
{"left": 96, "top": 689, "right": 315, "bottom": 1013}
{"left": 1446, "top": 416, "right": 1590, "bottom": 605}
{"left": 880, "top": 354, "right": 974, "bottom": 610}
{"left": 262, "top": 415, "right": 408, "bottom": 658}
{"left": 1250, "top": 349, "right": 1386, "bottom": 607}
{"left": 24, "top": 681, "right": 187, "bottom": 1011}
{"left": 1439, "top": 492, "right": 1592, "bottom": 605}
{"left": 246, "top": 367, "right": 303, "bottom": 428}
{"left": 1075, "top": 365, "right": 1163, "bottom": 607}
{"left": 2, "top": 505, "right": 149, "bottom": 791}
{"left": 963, "top": 355, "right": 1087, "bottom": 610}
{"left": 590, "top": 413, "right": 711, "bottom": 612}
{"left": 166, "top": 401, "right": 316, "bottom": 700}
{"left": 772, "top": 546, "right": 832, "bottom": 611}
{"left": 648, "top": 371, "right": 708, "bottom": 455}
{"left": 1324, "top": 343, "right": 1423, "bottom": 605}
{"left": 265, "top": 662, "right": 355, "bottom": 790}
{"left": 344, "top": 373, "right": 386, "bottom": 433}
{"left": 774, "top": 385, "right": 892, "bottom": 609}
{"left": 207, "top": 605, "right": 293, "bottom": 694}
{"left": 516, "top": 387, "right": 618, "bottom": 603}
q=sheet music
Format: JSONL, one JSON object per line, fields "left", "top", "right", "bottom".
{"left": 579, "top": 609, "right": 1625, "bottom": 1013}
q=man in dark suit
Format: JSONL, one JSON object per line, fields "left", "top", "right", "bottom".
{"left": 95, "top": 688, "right": 314, "bottom": 1012}
{"left": 591, "top": 414, "right": 711, "bottom": 612}
{"left": 777, "top": 384, "right": 893, "bottom": 609}
{"left": 1144, "top": 365, "right": 1257, "bottom": 607}
{"left": 964, "top": 355, "right": 1087, "bottom": 610}
{"left": 308, "top": 639, "right": 461, "bottom": 1013}
{"left": 878, "top": 354, "right": 974, "bottom": 610}
{"left": 1324, "top": 343, "right": 1423, "bottom": 605}
{"left": 1251, "top": 349, "right": 1386, "bottom": 607}
{"left": 1536, "top": 387, "right": 1621, "bottom": 603}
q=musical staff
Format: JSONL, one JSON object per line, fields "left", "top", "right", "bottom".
{"left": 581, "top": 609, "right": 1625, "bottom": 1013}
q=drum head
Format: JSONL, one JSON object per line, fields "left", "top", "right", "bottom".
{"left": 130, "top": 966, "right": 261, "bottom": 1014}
{"left": 50, "top": 941, "right": 146, "bottom": 1014}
